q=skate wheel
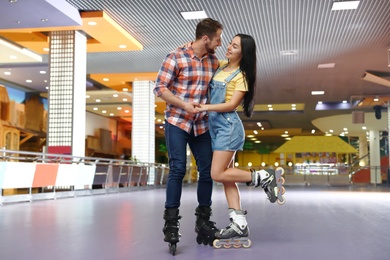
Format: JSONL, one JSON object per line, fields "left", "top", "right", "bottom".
{"left": 213, "top": 239, "right": 222, "bottom": 249}
{"left": 223, "top": 244, "right": 232, "bottom": 249}
{"left": 243, "top": 239, "right": 252, "bottom": 248}
{"left": 276, "top": 166, "right": 285, "bottom": 175}
{"left": 278, "top": 186, "right": 286, "bottom": 195}
{"left": 233, "top": 244, "right": 241, "bottom": 248}
{"left": 277, "top": 177, "right": 285, "bottom": 185}
{"left": 277, "top": 196, "right": 286, "bottom": 205}
{"left": 169, "top": 243, "right": 177, "bottom": 255}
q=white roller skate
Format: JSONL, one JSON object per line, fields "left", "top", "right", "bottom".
{"left": 213, "top": 210, "right": 252, "bottom": 249}
{"left": 247, "top": 167, "right": 286, "bottom": 205}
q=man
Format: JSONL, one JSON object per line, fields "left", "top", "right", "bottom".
{"left": 153, "top": 18, "right": 223, "bottom": 254}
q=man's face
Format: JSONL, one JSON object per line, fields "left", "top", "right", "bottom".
{"left": 205, "top": 29, "right": 222, "bottom": 54}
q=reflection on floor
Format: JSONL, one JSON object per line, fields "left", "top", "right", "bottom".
{"left": 0, "top": 184, "right": 389, "bottom": 260}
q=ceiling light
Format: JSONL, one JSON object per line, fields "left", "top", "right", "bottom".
{"left": 125, "top": 110, "right": 129, "bottom": 113}
{"left": 123, "top": 98, "right": 128, "bottom": 101}
{"left": 88, "top": 21, "right": 97, "bottom": 26}
{"left": 318, "top": 63, "right": 335, "bottom": 68}
{"left": 41, "top": 18, "right": 48, "bottom": 22}
{"left": 117, "top": 107, "right": 122, "bottom": 110}
{"left": 95, "top": 99, "right": 101, "bottom": 102}
{"left": 43, "top": 48, "right": 50, "bottom": 52}
{"left": 4, "top": 71, "right": 11, "bottom": 75}
{"left": 331, "top": 1, "right": 360, "bottom": 10}
{"left": 26, "top": 79, "right": 32, "bottom": 83}
{"left": 119, "top": 45, "right": 127, "bottom": 49}
{"left": 280, "top": 50, "right": 298, "bottom": 56}
{"left": 312, "top": 91, "right": 325, "bottom": 95}
{"left": 93, "top": 107, "right": 98, "bottom": 111}
{"left": 342, "top": 100, "right": 347, "bottom": 103}
{"left": 123, "top": 88, "right": 128, "bottom": 91}
{"left": 113, "top": 93, "right": 118, "bottom": 97}
{"left": 39, "top": 70, "right": 46, "bottom": 74}
{"left": 318, "top": 101, "right": 323, "bottom": 104}
{"left": 110, "top": 113, "right": 114, "bottom": 116}
{"left": 102, "top": 110, "right": 107, "bottom": 113}
{"left": 180, "top": 10, "right": 208, "bottom": 20}
{"left": 103, "top": 78, "right": 109, "bottom": 81}
{"left": 311, "top": 129, "right": 316, "bottom": 134}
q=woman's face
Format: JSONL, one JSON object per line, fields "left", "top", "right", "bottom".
{"left": 225, "top": 36, "right": 242, "bottom": 62}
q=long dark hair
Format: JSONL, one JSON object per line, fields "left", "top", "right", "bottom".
{"left": 236, "top": 34, "right": 257, "bottom": 118}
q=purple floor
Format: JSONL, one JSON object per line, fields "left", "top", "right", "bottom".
{"left": 0, "top": 184, "right": 389, "bottom": 260}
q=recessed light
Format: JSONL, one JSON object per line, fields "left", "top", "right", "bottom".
{"left": 331, "top": 1, "right": 360, "bottom": 11}
{"left": 113, "top": 94, "right": 118, "bottom": 97}
{"left": 102, "top": 110, "right": 107, "bottom": 113}
{"left": 318, "top": 101, "right": 323, "bottom": 104}
{"left": 312, "top": 91, "right": 325, "bottom": 95}
{"left": 39, "top": 70, "right": 46, "bottom": 74}
{"left": 123, "top": 98, "right": 128, "bottom": 101}
{"left": 318, "top": 63, "right": 335, "bottom": 68}
{"left": 125, "top": 110, "right": 129, "bottom": 113}
{"left": 119, "top": 45, "right": 127, "bottom": 49}
{"left": 88, "top": 21, "right": 97, "bottom": 26}
{"left": 311, "top": 129, "right": 316, "bottom": 134}
{"left": 41, "top": 18, "right": 48, "bottom": 22}
{"left": 96, "top": 99, "right": 101, "bottom": 102}
{"left": 117, "top": 107, "right": 122, "bottom": 110}
{"left": 43, "top": 48, "right": 50, "bottom": 52}
{"left": 280, "top": 50, "right": 298, "bottom": 55}
{"left": 103, "top": 78, "right": 109, "bottom": 82}
{"left": 180, "top": 10, "right": 208, "bottom": 20}
{"left": 93, "top": 107, "right": 98, "bottom": 111}
{"left": 26, "top": 79, "right": 32, "bottom": 83}
{"left": 4, "top": 71, "right": 11, "bottom": 75}
{"left": 110, "top": 113, "right": 114, "bottom": 116}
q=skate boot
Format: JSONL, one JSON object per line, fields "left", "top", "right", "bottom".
{"left": 163, "top": 208, "right": 181, "bottom": 255}
{"left": 195, "top": 206, "right": 219, "bottom": 246}
{"left": 213, "top": 209, "right": 252, "bottom": 249}
{"left": 247, "top": 167, "right": 286, "bottom": 205}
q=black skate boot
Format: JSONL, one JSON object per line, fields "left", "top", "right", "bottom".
{"left": 195, "top": 206, "right": 219, "bottom": 246}
{"left": 247, "top": 167, "right": 286, "bottom": 204}
{"left": 213, "top": 209, "right": 251, "bottom": 249}
{"left": 163, "top": 208, "right": 181, "bottom": 255}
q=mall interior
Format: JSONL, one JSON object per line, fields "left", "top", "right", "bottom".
{"left": 0, "top": 0, "right": 389, "bottom": 259}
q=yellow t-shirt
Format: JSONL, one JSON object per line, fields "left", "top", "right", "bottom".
{"left": 213, "top": 60, "right": 247, "bottom": 102}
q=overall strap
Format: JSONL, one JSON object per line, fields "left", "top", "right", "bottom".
{"left": 225, "top": 68, "right": 241, "bottom": 83}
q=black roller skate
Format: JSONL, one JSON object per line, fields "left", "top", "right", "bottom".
{"left": 163, "top": 208, "right": 181, "bottom": 255}
{"left": 213, "top": 210, "right": 252, "bottom": 249}
{"left": 195, "top": 206, "right": 219, "bottom": 246}
{"left": 247, "top": 167, "right": 286, "bottom": 205}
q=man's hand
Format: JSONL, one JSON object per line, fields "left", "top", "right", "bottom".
{"left": 183, "top": 102, "right": 201, "bottom": 117}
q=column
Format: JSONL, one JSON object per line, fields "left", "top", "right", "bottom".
{"left": 369, "top": 130, "right": 381, "bottom": 184}
{"left": 132, "top": 81, "right": 155, "bottom": 184}
{"left": 47, "top": 31, "right": 87, "bottom": 157}
{"left": 358, "top": 133, "right": 368, "bottom": 166}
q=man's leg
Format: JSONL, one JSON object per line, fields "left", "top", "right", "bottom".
{"left": 163, "top": 122, "right": 189, "bottom": 250}
{"left": 189, "top": 130, "right": 218, "bottom": 246}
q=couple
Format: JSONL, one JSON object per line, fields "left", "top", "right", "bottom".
{"left": 153, "top": 18, "right": 282, "bottom": 254}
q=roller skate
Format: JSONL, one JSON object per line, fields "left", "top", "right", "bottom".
{"left": 163, "top": 208, "right": 181, "bottom": 255}
{"left": 213, "top": 209, "right": 252, "bottom": 249}
{"left": 195, "top": 206, "right": 219, "bottom": 246}
{"left": 247, "top": 167, "right": 286, "bottom": 205}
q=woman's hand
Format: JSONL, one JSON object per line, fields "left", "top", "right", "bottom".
{"left": 194, "top": 104, "right": 208, "bottom": 113}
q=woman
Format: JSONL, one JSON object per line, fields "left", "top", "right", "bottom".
{"left": 196, "top": 34, "right": 285, "bottom": 248}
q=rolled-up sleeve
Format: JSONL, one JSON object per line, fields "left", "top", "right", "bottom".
{"left": 154, "top": 53, "right": 177, "bottom": 97}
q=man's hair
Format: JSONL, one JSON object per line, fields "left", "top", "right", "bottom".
{"left": 195, "top": 18, "right": 223, "bottom": 40}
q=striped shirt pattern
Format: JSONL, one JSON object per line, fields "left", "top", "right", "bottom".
{"left": 154, "top": 43, "right": 219, "bottom": 136}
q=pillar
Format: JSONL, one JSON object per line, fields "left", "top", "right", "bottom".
{"left": 369, "top": 130, "right": 381, "bottom": 184}
{"left": 132, "top": 81, "right": 155, "bottom": 184}
{"left": 47, "top": 31, "right": 86, "bottom": 157}
{"left": 358, "top": 133, "right": 369, "bottom": 166}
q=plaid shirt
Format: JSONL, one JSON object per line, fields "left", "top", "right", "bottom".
{"left": 154, "top": 43, "right": 219, "bottom": 136}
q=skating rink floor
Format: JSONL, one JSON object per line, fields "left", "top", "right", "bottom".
{"left": 0, "top": 183, "right": 389, "bottom": 260}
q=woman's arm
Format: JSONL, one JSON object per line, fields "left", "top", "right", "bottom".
{"left": 197, "top": 90, "right": 246, "bottom": 112}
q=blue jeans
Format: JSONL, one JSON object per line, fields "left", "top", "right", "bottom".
{"left": 164, "top": 121, "right": 213, "bottom": 209}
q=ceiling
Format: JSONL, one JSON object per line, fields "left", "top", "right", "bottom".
{"left": 0, "top": 0, "right": 390, "bottom": 148}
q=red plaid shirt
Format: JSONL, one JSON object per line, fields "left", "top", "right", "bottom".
{"left": 154, "top": 43, "right": 219, "bottom": 136}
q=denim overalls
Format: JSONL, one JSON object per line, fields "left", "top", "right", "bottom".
{"left": 208, "top": 65, "right": 245, "bottom": 151}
